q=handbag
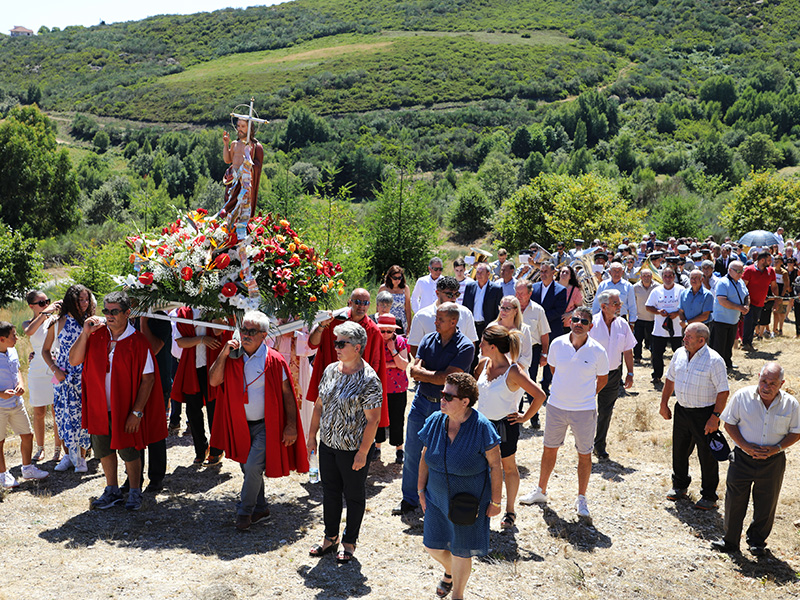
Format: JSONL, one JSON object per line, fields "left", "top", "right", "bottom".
{"left": 444, "top": 418, "right": 487, "bottom": 526}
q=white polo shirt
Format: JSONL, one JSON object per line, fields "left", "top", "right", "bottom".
{"left": 547, "top": 334, "right": 609, "bottom": 411}
{"left": 520, "top": 301, "right": 550, "bottom": 345}
{"left": 407, "top": 302, "right": 478, "bottom": 346}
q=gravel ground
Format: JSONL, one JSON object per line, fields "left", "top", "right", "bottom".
{"left": 1, "top": 336, "right": 799, "bottom": 600}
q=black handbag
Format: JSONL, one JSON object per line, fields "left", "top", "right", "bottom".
{"left": 444, "top": 418, "right": 487, "bottom": 526}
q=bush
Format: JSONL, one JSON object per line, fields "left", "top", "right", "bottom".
{"left": 0, "top": 225, "right": 44, "bottom": 306}
{"left": 448, "top": 182, "right": 493, "bottom": 242}
{"left": 650, "top": 195, "right": 706, "bottom": 239}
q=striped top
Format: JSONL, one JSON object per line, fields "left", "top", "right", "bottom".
{"left": 318, "top": 362, "right": 383, "bottom": 451}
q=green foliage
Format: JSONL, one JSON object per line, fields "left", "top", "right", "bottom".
{"left": 694, "top": 140, "right": 736, "bottom": 183}
{"left": 650, "top": 195, "right": 706, "bottom": 239}
{"left": 282, "top": 104, "right": 332, "bottom": 149}
{"left": 0, "top": 225, "right": 44, "bottom": 306}
{"left": 614, "top": 135, "right": 637, "bottom": 175}
{"left": 510, "top": 126, "right": 532, "bottom": 158}
{"left": 699, "top": 75, "right": 737, "bottom": 112}
{"left": 523, "top": 151, "right": 546, "bottom": 181}
{"left": 476, "top": 154, "right": 519, "bottom": 206}
{"left": 738, "top": 133, "right": 780, "bottom": 171}
{"left": 69, "top": 239, "right": 135, "bottom": 296}
{"left": 448, "top": 181, "right": 493, "bottom": 242}
{"left": 656, "top": 104, "right": 677, "bottom": 134}
{"left": 93, "top": 130, "right": 110, "bottom": 153}
{"left": 71, "top": 113, "right": 99, "bottom": 141}
{"left": 0, "top": 106, "right": 81, "bottom": 238}
{"left": 75, "top": 153, "right": 110, "bottom": 194}
{"left": 720, "top": 172, "right": 800, "bottom": 238}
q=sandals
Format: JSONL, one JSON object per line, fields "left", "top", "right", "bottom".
{"left": 436, "top": 573, "right": 453, "bottom": 598}
{"left": 500, "top": 512, "right": 516, "bottom": 530}
{"left": 309, "top": 535, "right": 339, "bottom": 557}
{"left": 336, "top": 543, "right": 356, "bottom": 564}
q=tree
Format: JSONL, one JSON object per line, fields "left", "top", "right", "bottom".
{"left": 699, "top": 75, "right": 737, "bottom": 112}
{"left": 720, "top": 172, "right": 800, "bottom": 238}
{"left": 738, "top": 133, "right": 780, "bottom": 171}
{"left": 650, "top": 195, "right": 706, "bottom": 239}
{"left": 93, "top": 130, "right": 110, "bottom": 154}
{"left": 283, "top": 104, "right": 331, "bottom": 149}
{"left": 510, "top": 126, "right": 532, "bottom": 158}
{"left": 522, "top": 151, "right": 545, "bottom": 181}
{"left": 476, "top": 153, "right": 519, "bottom": 206}
{"left": 614, "top": 135, "right": 637, "bottom": 175}
{"left": 0, "top": 225, "right": 44, "bottom": 306}
{"left": 0, "top": 106, "right": 80, "bottom": 238}
{"left": 656, "top": 104, "right": 677, "bottom": 134}
{"left": 448, "top": 182, "right": 493, "bottom": 242}
{"left": 694, "top": 140, "right": 736, "bottom": 183}
{"left": 26, "top": 84, "right": 42, "bottom": 106}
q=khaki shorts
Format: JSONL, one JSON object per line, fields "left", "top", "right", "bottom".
{"left": 91, "top": 413, "right": 140, "bottom": 462}
{"left": 542, "top": 404, "right": 597, "bottom": 455}
{"left": 0, "top": 404, "right": 32, "bottom": 441}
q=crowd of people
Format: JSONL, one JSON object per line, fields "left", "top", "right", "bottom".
{"left": 2, "top": 226, "right": 800, "bottom": 599}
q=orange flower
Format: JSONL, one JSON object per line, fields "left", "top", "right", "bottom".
{"left": 288, "top": 243, "right": 296, "bottom": 253}
{"left": 309, "top": 295, "right": 317, "bottom": 302}
{"left": 337, "top": 288, "right": 345, "bottom": 295}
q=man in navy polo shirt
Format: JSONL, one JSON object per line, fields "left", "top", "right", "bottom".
{"left": 393, "top": 302, "right": 474, "bottom": 516}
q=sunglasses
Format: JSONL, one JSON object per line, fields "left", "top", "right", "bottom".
{"left": 431, "top": 267, "right": 443, "bottom": 272}
{"left": 101, "top": 308, "right": 124, "bottom": 316}
{"left": 352, "top": 299, "right": 370, "bottom": 306}
{"left": 239, "top": 327, "right": 262, "bottom": 337}
{"left": 30, "top": 299, "right": 50, "bottom": 307}
{"left": 571, "top": 316, "right": 591, "bottom": 325}
{"left": 391, "top": 275, "right": 402, "bottom": 280}
{"left": 440, "top": 392, "right": 461, "bottom": 402}
{"left": 441, "top": 291, "right": 460, "bottom": 299}
{"left": 333, "top": 340, "right": 351, "bottom": 349}
{"left": 499, "top": 305, "right": 515, "bottom": 311}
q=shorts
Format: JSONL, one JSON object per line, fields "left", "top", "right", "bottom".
{"left": 0, "top": 404, "right": 32, "bottom": 441}
{"left": 490, "top": 418, "right": 520, "bottom": 458}
{"left": 542, "top": 404, "right": 597, "bottom": 455}
{"left": 91, "top": 413, "right": 139, "bottom": 462}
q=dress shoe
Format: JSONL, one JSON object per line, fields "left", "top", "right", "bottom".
{"left": 749, "top": 545, "right": 767, "bottom": 557}
{"left": 710, "top": 540, "right": 739, "bottom": 553}
{"left": 391, "top": 500, "right": 417, "bottom": 515}
{"left": 251, "top": 508, "right": 271, "bottom": 524}
{"left": 235, "top": 514, "right": 252, "bottom": 531}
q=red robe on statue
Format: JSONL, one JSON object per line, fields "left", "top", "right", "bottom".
{"left": 210, "top": 346, "right": 308, "bottom": 476}
{"left": 81, "top": 328, "right": 167, "bottom": 450}
{"left": 307, "top": 311, "right": 389, "bottom": 427}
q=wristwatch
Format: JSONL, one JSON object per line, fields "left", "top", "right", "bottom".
{"left": 712, "top": 411, "right": 721, "bottom": 418}
{"left": 131, "top": 410, "right": 144, "bottom": 418}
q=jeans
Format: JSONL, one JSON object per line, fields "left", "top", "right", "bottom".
{"left": 237, "top": 420, "right": 268, "bottom": 516}
{"left": 401, "top": 388, "right": 441, "bottom": 506}
{"left": 742, "top": 305, "right": 763, "bottom": 345}
{"left": 319, "top": 441, "right": 372, "bottom": 545}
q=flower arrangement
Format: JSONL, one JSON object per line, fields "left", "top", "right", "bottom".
{"left": 122, "top": 209, "right": 344, "bottom": 324}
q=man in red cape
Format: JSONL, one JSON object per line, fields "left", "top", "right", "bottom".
{"left": 70, "top": 291, "right": 167, "bottom": 512}
{"left": 209, "top": 310, "right": 308, "bottom": 531}
{"left": 308, "top": 289, "right": 389, "bottom": 432}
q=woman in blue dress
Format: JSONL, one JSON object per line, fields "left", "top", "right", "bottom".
{"left": 42, "top": 285, "right": 94, "bottom": 473}
{"left": 418, "top": 372, "right": 502, "bottom": 600}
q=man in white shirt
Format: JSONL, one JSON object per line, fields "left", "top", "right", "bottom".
{"left": 452, "top": 258, "right": 474, "bottom": 305}
{"left": 775, "top": 227, "right": 785, "bottom": 254}
{"left": 411, "top": 257, "right": 444, "bottom": 313}
{"left": 659, "top": 323, "right": 729, "bottom": 511}
{"left": 519, "top": 306, "right": 609, "bottom": 522}
{"left": 589, "top": 290, "right": 636, "bottom": 461}
{"left": 712, "top": 362, "right": 800, "bottom": 555}
{"left": 646, "top": 267, "right": 684, "bottom": 384}
{"left": 592, "top": 262, "right": 637, "bottom": 323}
{"left": 407, "top": 276, "right": 478, "bottom": 357}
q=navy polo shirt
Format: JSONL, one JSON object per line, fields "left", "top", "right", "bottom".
{"left": 416, "top": 330, "right": 474, "bottom": 398}
{"left": 680, "top": 287, "right": 714, "bottom": 323}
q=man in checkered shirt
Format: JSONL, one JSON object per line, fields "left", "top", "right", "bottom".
{"left": 659, "top": 322, "right": 729, "bottom": 511}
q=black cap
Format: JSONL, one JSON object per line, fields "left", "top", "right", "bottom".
{"left": 594, "top": 252, "right": 608, "bottom": 261}
{"left": 665, "top": 256, "right": 680, "bottom": 264}
{"left": 707, "top": 430, "right": 731, "bottom": 462}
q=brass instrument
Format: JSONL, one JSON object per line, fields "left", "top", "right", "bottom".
{"left": 629, "top": 257, "right": 664, "bottom": 285}
{"left": 570, "top": 247, "right": 600, "bottom": 306}
{"left": 519, "top": 244, "right": 554, "bottom": 282}
{"left": 466, "top": 247, "right": 493, "bottom": 279}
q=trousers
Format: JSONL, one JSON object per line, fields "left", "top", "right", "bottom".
{"left": 672, "top": 403, "right": 719, "bottom": 501}
{"left": 319, "top": 441, "right": 373, "bottom": 545}
{"left": 402, "top": 389, "right": 441, "bottom": 506}
{"left": 594, "top": 366, "right": 622, "bottom": 455}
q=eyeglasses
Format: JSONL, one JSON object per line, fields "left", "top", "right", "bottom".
{"left": 499, "top": 305, "right": 515, "bottom": 311}
{"left": 333, "top": 340, "right": 351, "bottom": 349}
{"left": 441, "top": 291, "right": 459, "bottom": 299}
{"left": 101, "top": 308, "right": 124, "bottom": 316}
{"left": 431, "top": 267, "right": 443, "bottom": 272}
{"left": 239, "top": 327, "right": 262, "bottom": 337}
{"left": 351, "top": 299, "right": 370, "bottom": 306}
{"left": 391, "top": 275, "right": 402, "bottom": 280}
{"left": 571, "top": 316, "right": 591, "bottom": 325}
{"left": 440, "top": 392, "right": 461, "bottom": 402}
{"left": 30, "top": 299, "right": 50, "bottom": 307}
{"left": 731, "top": 268, "right": 743, "bottom": 274}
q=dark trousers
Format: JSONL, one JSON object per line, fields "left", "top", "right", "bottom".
{"left": 386, "top": 391, "right": 408, "bottom": 447}
{"left": 794, "top": 302, "right": 800, "bottom": 335}
{"left": 651, "top": 335, "right": 683, "bottom": 380}
{"left": 169, "top": 356, "right": 181, "bottom": 426}
{"left": 319, "top": 441, "right": 372, "bottom": 545}
{"left": 471, "top": 321, "right": 487, "bottom": 374}
{"left": 711, "top": 321, "right": 738, "bottom": 369}
{"left": 520, "top": 344, "right": 543, "bottom": 412}
{"left": 184, "top": 367, "right": 222, "bottom": 460}
{"left": 139, "top": 439, "right": 167, "bottom": 486}
{"left": 724, "top": 447, "right": 786, "bottom": 549}
{"left": 742, "top": 305, "right": 763, "bottom": 345}
{"left": 633, "top": 320, "right": 654, "bottom": 360}
{"left": 672, "top": 403, "right": 719, "bottom": 501}
{"left": 594, "top": 366, "right": 622, "bottom": 455}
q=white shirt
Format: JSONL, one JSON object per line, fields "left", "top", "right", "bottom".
{"left": 106, "top": 323, "right": 154, "bottom": 411}
{"left": 407, "top": 302, "right": 479, "bottom": 346}
{"left": 722, "top": 386, "right": 800, "bottom": 447}
{"left": 171, "top": 307, "right": 208, "bottom": 367}
{"left": 520, "top": 301, "right": 550, "bottom": 345}
{"left": 242, "top": 343, "right": 288, "bottom": 422}
{"left": 547, "top": 334, "right": 609, "bottom": 411}
{"left": 665, "top": 345, "right": 728, "bottom": 409}
{"left": 646, "top": 284, "right": 685, "bottom": 337}
{"left": 589, "top": 314, "right": 637, "bottom": 371}
{"left": 456, "top": 276, "right": 474, "bottom": 305}
{"left": 411, "top": 274, "right": 440, "bottom": 313}
{"left": 473, "top": 280, "right": 488, "bottom": 322}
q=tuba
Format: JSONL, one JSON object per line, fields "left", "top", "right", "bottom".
{"left": 629, "top": 257, "right": 663, "bottom": 285}
{"left": 466, "top": 247, "right": 493, "bottom": 279}
{"left": 519, "top": 244, "right": 554, "bottom": 282}
{"left": 570, "top": 247, "right": 600, "bottom": 306}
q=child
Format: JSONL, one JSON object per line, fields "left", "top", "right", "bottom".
{"left": 0, "top": 321, "right": 49, "bottom": 487}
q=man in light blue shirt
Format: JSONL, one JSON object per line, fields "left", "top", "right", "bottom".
{"left": 710, "top": 261, "right": 749, "bottom": 370}
{"left": 592, "top": 262, "right": 637, "bottom": 323}
{"left": 679, "top": 270, "right": 714, "bottom": 328}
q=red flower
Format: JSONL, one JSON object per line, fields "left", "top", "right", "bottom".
{"left": 274, "top": 258, "right": 285, "bottom": 266}
{"left": 216, "top": 254, "right": 231, "bottom": 269}
{"left": 138, "top": 272, "right": 154, "bottom": 285}
{"left": 197, "top": 208, "right": 208, "bottom": 215}
{"left": 335, "top": 264, "right": 343, "bottom": 273}
{"left": 272, "top": 282, "right": 288, "bottom": 297}
{"left": 221, "top": 282, "right": 237, "bottom": 297}
{"left": 181, "top": 266, "right": 193, "bottom": 281}
{"left": 288, "top": 256, "right": 301, "bottom": 267}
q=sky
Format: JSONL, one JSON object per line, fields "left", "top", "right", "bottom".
{"left": 2, "top": 0, "right": 290, "bottom": 34}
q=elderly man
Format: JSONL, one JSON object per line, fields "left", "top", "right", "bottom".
{"left": 775, "top": 226, "right": 786, "bottom": 254}
{"left": 515, "top": 279, "right": 551, "bottom": 428}
{"left": 70, "top": 291, "right": 167, "bottom": 511}
{"left": 711, "top": 363, "right": 800, "bottom": 555}
{"left": 532, "top": 261, "right": 567, "bottom": 394}
{"left": 519, "top": 306, "right": 609, "bottom": 522}
{"left": 407, "top": 276, "right": 478, "bottom": 357}
{"left": 646, "top": 267, "right": 684, "bottom": 384}
{"left": 411, "top": 257, "right": 444, "bottom": 312}
{"left": 463, "top": 262, "right": 503, "bottom": 342}
{"left": 499, "top": 261, "right": 517, "bottom": 297}
{"left": 742, "top": 251, "right": 778, "bottom": 351}
{"left": 394, "top": 302, "right": 474, "bottom": 515}
{"left": 711, "top": 261, "right": 749, "bottom": 371}
{"left": 209, "top": 311, "right": 307, "bottom": 530}
{"left": 714, "top": 244, "right": 733, "bottom": 276}
{"left": 700, "top": 260, "right": 719, "bottom": 292}
{"left": 632, "top": 270, "right": 656, "bottom": 364}
{"left": 660, "top": 323, "right": 729, "bottom": 510}
{"left": 589, "top": 290, "right": 636, "bottom": 461}
{"left": 679, "top": 270, "right": 714, "bottom": 330}
{"left": 592, "top": 262, "right": 638, "bottom": 322}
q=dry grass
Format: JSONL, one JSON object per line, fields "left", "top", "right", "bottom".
{"left": 1, "top": 331, "right": 800, "bottom": 598}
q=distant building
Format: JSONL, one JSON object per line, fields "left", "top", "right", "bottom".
{"left": 10, "top": 26, "right": 34, "bottom": 37}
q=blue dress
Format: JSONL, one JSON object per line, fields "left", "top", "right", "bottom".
{"left": 419, "top": 410, "right": 500, "bottom": 558}
{"left": 53, "top": 315, "right": 90, "bottom": 454}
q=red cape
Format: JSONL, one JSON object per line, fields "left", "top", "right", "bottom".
{"left": 81, "top": 328, "right": 167, "bottom": 451}
{"left": 170, "top": 306, "right": 200, "bottom": 403}
{"left": 210, "top": 346, "right": 309, "bottom": 476}
{"left": 307, "top": 312, "right": 389, "bottom": 427}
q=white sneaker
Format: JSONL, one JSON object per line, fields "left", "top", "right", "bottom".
{"left": 74, "top": 457, "right": 88, "bottom": 473}
{"left": 0, "top": 471, "right": 19, "bottom": 488}
{"left": 519, "top": 486, "right": 549, "bottom": 505}
{"left": 54, "top": 454, "right": 73, "bottom": 472}
{"left": 21, "top": 464, "right": 49, "bottom": 480}
{"left": 32, "top": 446, "right": 45, "bottom": 462}
{"left": 576, "top": 495, "right": 592, "bottom": 521}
